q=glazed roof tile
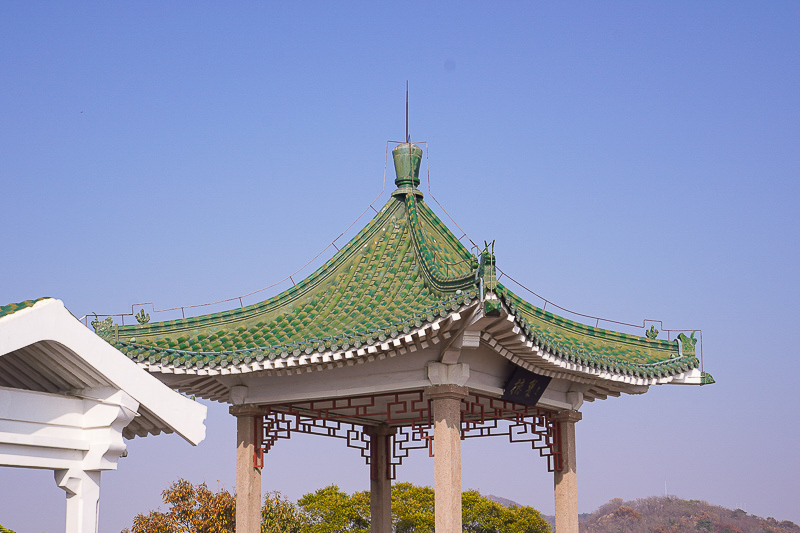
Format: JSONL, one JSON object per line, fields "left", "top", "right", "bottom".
{"left": 0, "top": 298, "right": 50, "bottom": 320}
{"left": 93, "top": 142, "right": 710, "bottom": 385}
{"left": 105, "top": 193, "right": 479, "bottom": 369}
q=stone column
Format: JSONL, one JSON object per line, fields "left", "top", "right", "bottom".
{"left": 366, "top": 424, "right": 395, "bottom": 533}
{"left": 553, "top": 410, "right": 582, "bottom": 533}
{"left": 231, "top": 407, "right": 263, "bottom": 533}
{"left": 55, "top": 469, "right": 101, "bottom": 533}
{"left": 426, "top": 384, "right": 468, "bottom": 533}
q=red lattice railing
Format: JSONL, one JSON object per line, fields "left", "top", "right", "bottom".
{"left": 253, "top": 390, "right": 562, "bottom": 477}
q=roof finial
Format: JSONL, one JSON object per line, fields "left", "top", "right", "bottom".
{"left": 391, "top": 81, "right": 423, "bottom": 194}
{"left": 405, "top": 80, "right": 409, "bottom": 143}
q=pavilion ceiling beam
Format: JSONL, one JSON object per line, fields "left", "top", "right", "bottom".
{"left": 46, "top": 341, "right": 108, "bottom": 388}
{"left": 15, "top": 356, "right": 64, "bottom": 394}
{"left": 583, "top": 391, "right": 603, "bottom": 401}
{"left": 492, "top": 326, "right": 521, "bottom": 342}
{"left": 0, "top": 368, "right": 25, "bottom": 389}
{"left": 0, "top": 353, "right": 48, "bottom": 392}
{"left": 438, "top": 312, "right": 462, "bottom": 333}
{"left": 22, "top": 344, "right": 79, "bottom": 391}
{"left": 464, "top": 314, "right": 503, "bottom": 332}
{"left": 437, "top": 303, "right": 481, "bottom": 364}
{"left": 184, "top": 379, "right": 221, "bottom": 399}
{"left": 485, "top": 314, "right": 515, "bottom": 335}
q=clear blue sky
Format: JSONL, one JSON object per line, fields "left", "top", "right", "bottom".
{"left": 2, "top": 2, "right": 799, "bottom": 531}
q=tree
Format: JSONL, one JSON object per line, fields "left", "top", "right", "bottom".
{"left": 462, "top": 489, "right": 550, "bottom": 533}
{"left": 296, "top": 485, "right": 370, "bottom": 533}
{"left": 391, "top": 482, "right": 435, "bottom": 533}
{"left": 125, "top": 479, "right": 551, "bottom": 533}
{"left": 124, "top": 479, "right": 235, "bottom": 533}
{"left": 261, "top": 491, "right": 306, "bottom": 533}
{"left": 292, "top": 482, "right": 549, "bottom": 533}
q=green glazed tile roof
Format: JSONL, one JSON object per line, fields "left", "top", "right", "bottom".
{"left": 105, "top": 193, "right": 480, "bottom": 368}
{"left": 93, "top": 142, "right": 709, "bottom": 385}
{"left": 0, "top": 298, "right": 50, "bottom": 320}
{"left": 497, "top": 286, "right": 701, "bottom": 379}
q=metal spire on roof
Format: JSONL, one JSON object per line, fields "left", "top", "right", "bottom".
{"left": 392, "top": 81, "right": 422, "bottom": 191}
{"left": 406, "top": 80, "right": 409, "bottom": 143}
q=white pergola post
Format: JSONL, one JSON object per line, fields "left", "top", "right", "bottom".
{"left": 0, "top": 387, "right": 138, "bottom": 533}
{"left": 55, "top": 469, "right": 102, "bottom": 533}
{"left": 366, "top": 424, "right": 394, "bottom": 533}
{"left": 426, "top": 384, "right": 468, "bottom": 533}
{"left": 233, "top": 408, "right": 262, "bottom": 533}
{"left": 554, "top": 410, "right": 582, "bottom": 533}
{"left": 0, "top": 299, "right": 207, "bottom": 533}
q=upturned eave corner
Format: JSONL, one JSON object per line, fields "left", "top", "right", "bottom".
{"left": 473, "top": 282, "right": 712, "bottom": 392}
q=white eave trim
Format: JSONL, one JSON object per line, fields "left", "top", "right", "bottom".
{"left": 667, "top": 368, "right": 705, "bottom": 385}
{"left": 140, "top": 304, "right": 473, "bottom": 382}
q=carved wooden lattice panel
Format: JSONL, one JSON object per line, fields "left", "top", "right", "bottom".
{"left": 254, "top": 390, "right": 561, "bottom": 476}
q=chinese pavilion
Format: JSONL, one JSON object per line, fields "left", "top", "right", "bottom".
{"left": 96, "top": 141, "right": 713, "bottom": 533}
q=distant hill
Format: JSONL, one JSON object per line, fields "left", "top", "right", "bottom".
{"left": 486, "top": 494, "right": 524, "bottom": 508}
{"left": 483, "top": 495, "right": 798, "bottom": 533}
{"left": 485, "top": 494, "right": 584, "bottom": 530}
{"left": 579, "top": 496, "right": 799, "bottom": 533}
{"left": 537, "top": 512, "right": 591, "bottom": 531}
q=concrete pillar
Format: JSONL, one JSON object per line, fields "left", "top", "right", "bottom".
{"left": 232, "top": 408, "right": 262, "bottom": 533}
{"left": 366, "top": 424, "right": 395, "bottom": 533}
{"left": 553, "top": 410, "right": 582, "bottom": 533}
{"left": 426, "top": 384, "right": 468, "bottom": 533}
{"left": 55, "top": 468, "right": 101, "bottom": 533}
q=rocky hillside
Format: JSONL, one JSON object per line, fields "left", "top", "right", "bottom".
{"left": 579, "top": 496, "right": 799, "bottom": 533}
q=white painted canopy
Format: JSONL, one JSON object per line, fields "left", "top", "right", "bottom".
{"left": 0, "top": 298, "right": 207, "bottom": 533}
{"left": 0, "top": 298, "right": 206, "bottom": 444}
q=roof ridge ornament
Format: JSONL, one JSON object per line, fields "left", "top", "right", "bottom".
{"left": 135, "top": 308, "right": 151, "bottom": 324}
{"left": 479, "top": 241, "right": 501, "bottom": 316}
{"left": 479, "top": 241, "right": 498, "bottom": 292}
{"left": 392, "top": 142, "right": 423, "bottom": 191}
{"left": 677, "top": 331, "right": 698, "bottom": 357}
{"left": 91, "top": 316, "right": 114, "bottom": 338}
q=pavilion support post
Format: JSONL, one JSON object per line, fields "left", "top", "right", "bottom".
{"left": 232, "top": 407, "right": 263, "bottom": 533}
{"left": 366, "top": 424, "right": 395, "bottom": 533}
{"left": 553, "top": 410, "right": 582, "bottom": 533}
{"left": 426, "top": 384, "right": 468, "bottom": 533}
{"left": 55, "top": 469, "right": 101, "bottom": 533}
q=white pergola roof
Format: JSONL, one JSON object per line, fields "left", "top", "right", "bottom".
{"left": 0, "top": 298, "right": 207, "bottom": 533}
{"left": 0, "top": 298, "right": 206, "bottom": 443}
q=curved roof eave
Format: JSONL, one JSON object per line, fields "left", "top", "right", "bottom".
{"left": 133, "top": 303, "right": 480, "bottom": 403}
{"left": 135, "top": 297, "right": 708, "bottom": 404}
{"left": 479, "top": 294, "right": 710, "bottom": 392}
